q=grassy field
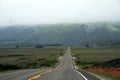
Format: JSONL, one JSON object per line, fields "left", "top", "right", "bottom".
{"left": 72, "top": 47, "right": 120, "bottom": 67}
{"left": 0, "top": 47, "right": 65, "bottom": 71}
{"left": 72, "top": 47, "right": 120, "bottom": 80}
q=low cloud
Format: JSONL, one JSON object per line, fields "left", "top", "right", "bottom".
{"left": 0, "top": 0, "right": 120, "bottom": 26}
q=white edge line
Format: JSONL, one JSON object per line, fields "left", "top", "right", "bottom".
{"left": 76, "top": 70, "right": 88, "bottom": 80}
{"left": 72, "top": 56, "right": 88, "bottom": 80}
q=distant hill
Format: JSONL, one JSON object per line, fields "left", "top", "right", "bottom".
{"left": 0, "top": 23, "right": 120, "bottom": 46}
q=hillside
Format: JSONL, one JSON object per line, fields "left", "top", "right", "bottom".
{"left": 0, "top": 23, "right": 120, "bottom": 46}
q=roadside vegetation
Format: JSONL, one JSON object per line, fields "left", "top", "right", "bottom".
{"left": 0, "top": 46, "right": 65, "bottom": 72}
{"left": 72, "top": 47, "right": 120, "bottom": 80}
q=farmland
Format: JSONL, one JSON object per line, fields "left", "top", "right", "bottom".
{"left": 73, "top": 47, "right": 120, "bottom": 66}
{"left": 0, "top": 46, "right": 120, "bottom": 79}
{"left": 0, "top": 47, "right": 65, "bottom": 72}
{"left": 72, "top": 47, "right": 120, "bottom": 80}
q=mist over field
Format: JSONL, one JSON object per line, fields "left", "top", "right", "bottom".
{"left": 0, "top": 1, "right": 120, "bottom": 79}
{"left": 0, "top": 0, "right": 120, "bottom": 47}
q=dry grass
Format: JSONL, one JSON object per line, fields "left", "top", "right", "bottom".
{"left": 0, "top": 47, "right": 65, "bottom": 71}
{"left": 72, "top": 48, "right": 120, "bottom": 63}
{"left": 72, "top": 47, "right": 120, "bottom": 80}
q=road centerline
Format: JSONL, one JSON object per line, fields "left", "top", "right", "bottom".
{"left": 27, "top": 47, "right": 99, "bottom": 80}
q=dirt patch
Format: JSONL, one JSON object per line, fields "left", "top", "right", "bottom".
{"left": 87, "top": 67, "right": 120, "bottom": 77}
{"left": 87, "top": 59, "right": 120, "bottom": 77}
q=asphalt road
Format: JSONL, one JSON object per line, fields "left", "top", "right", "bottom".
{"left": 0, "top": 47, "right": 100, "bottom": 80}
{"left": 30, "top": 47, "right": 100, "bottom": 80}
{"left": 0, "top": 69, "right": 48, "bottom": 80}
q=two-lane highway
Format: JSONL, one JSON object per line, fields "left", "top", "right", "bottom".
{"left": 0, "top": 47, "right": 100, "bottom": 80}
{"left": 29, "top": 47, "right": 99, "bottom": 80}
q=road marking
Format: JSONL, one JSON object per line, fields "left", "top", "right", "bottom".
{"left": 28, "top": 60, "right": 68, "bottom": 80}
{"left": 64, "top": 61, "right": 68, "bottom": 69}
{"left": 28, "top": 69, "right": 53, "bottom": 80}
{"left": 28, "top": 56, "right": 68, "bottom": 80}
{"left": 73, "top": 61, "right": 88, "bottom": 80}
{"left": 76, "top": 70, "right": 88, "bottom": 80}
{"left": 72, "top": 56, "right": 88, "bottom": 80}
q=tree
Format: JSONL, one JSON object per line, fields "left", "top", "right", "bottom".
{"left": 16, "top": 45, "right": 19, "bottom": 49}
{"left": 85, "top": 44, "right": 89, "bottom": 48}
{"left": 35, "top": 45, "right": 43, "bottom": 48}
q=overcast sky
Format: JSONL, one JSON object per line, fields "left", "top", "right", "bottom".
{"left": 0, "top": 0, "right": 120, "bottom": 26}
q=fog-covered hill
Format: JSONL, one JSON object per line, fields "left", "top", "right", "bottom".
{"left": 0, "top": 23, "right": 120, "bottom": 46}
